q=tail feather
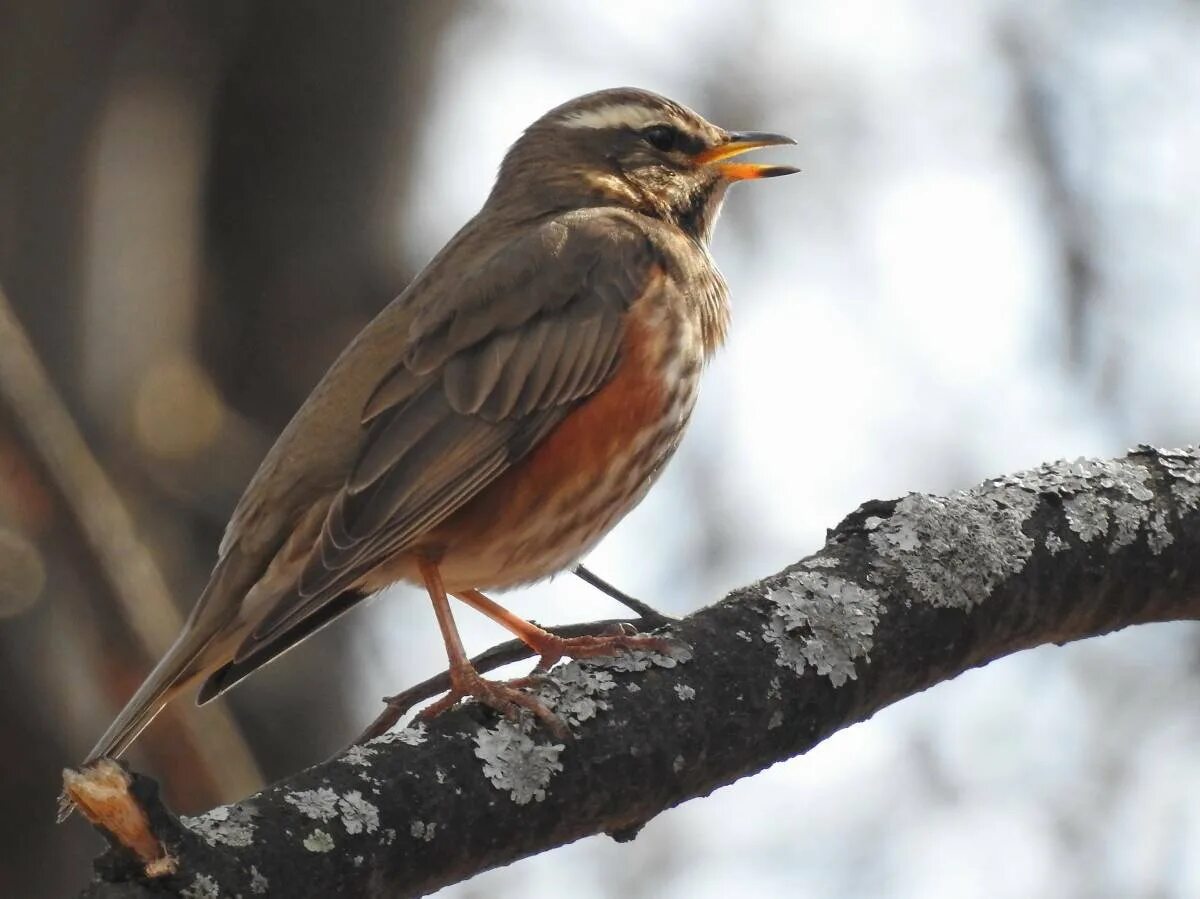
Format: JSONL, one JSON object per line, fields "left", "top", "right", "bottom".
{"left": 80, "top": 546, "right": 259, "bottom": 764}
{"left": 57, "top": 626, "right": 220, "bottom": 823}
{"left": 81, "top": 628, "right": 216, "bottom": 766}
{"left": 198, "top": 587, "right": 368, "bottom": 705}
{"left": 59, "top": 545, "right": 261, "bottom": 822}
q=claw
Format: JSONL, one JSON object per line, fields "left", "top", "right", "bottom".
{"left": 419, "top": 666, "right": 568, "bottom": 739}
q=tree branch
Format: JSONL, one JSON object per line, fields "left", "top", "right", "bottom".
{"left": 73, "top": 446, "right": 1200, "bottom": 898}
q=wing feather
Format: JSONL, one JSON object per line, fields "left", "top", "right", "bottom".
{"left": 238, "top": 211, "right": 661, "bottom": 657}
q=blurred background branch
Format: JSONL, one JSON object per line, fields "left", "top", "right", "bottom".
{"left": 0, "top": 281, "right": 261, "bottom": 803}
{"left": 0, "top": 4, "right": 457, "bottom": 894}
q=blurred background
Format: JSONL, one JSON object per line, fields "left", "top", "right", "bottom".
{"left": 2, "top": 1, "right": 1199, "bottom": 896}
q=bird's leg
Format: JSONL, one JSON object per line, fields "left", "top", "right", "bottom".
{"left": 416, "top": 557, "right": 566, "bottom": 735}
{"left": 453, "top": 588, "right": 676, "bottom": 672}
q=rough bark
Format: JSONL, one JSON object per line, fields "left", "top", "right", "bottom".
{"left": 73, "top": 446, "right": 1200, "bottom": 898}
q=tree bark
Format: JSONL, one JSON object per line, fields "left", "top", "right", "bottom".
{"left": 73, "top": 446, "right": 1200, "bottom": 898}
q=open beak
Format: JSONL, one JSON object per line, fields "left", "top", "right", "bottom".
{"left": 694, "top": 131, "right": 799, "bottom": 181}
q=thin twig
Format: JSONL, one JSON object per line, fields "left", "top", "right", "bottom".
{"left": 572, "top": 564, "right": 673, "bottom": 624}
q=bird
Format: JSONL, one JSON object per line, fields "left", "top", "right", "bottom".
{"left": 73, "top": 86, "right": 798, "bottom": 781}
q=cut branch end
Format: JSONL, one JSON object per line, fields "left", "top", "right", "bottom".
{"left": 62, "top": 760, "right": 176, "bottom": 879}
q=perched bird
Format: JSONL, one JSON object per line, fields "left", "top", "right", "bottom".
{"left": 76, "top": 87, "right": 797, "bottom": 774}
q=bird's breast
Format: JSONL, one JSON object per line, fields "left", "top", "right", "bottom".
{"left": 423, "top": 284, "right": 706, "bottom": 592}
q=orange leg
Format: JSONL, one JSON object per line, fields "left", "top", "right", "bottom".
{"left": 416, "top": 558, "right": 564, "bottom": 734}
{"left": 453, "top": 588, "right": 675, "bottom": 671}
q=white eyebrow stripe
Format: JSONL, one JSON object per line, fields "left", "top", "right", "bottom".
{"left": 560, "top": 103, "right": 670, "bottom": 131}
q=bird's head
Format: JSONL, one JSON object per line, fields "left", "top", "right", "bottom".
{"left": 489, "top": 88, "right": 798, "bottom": 242}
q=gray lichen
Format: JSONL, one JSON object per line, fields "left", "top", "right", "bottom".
{"left": 764, "top": 616, "right": 810, "bottom": 677}
{"left": 1004, "top": 454, "right": 1174, "bottom": 554}
{"left": 1156, "top": 446, "right": 1200, "bottom": 511}
{"left": 1174, "top": 482, "right": 1200, "bottom": 511}
{"left": 1064, "top": 493, "right": 1109, "bottom": 542}
{"left": 282, "top": 785, "right": 380, "bottom": 837}
{"left": 1147, "top": 511, "right": 1174, "bottom": 554}
{"left": 767, "top": 676, "right": 782, "bottom": 700}
{"left": 474, "top": 721, "right": 564, "bottom": 805}
{"left": 762, "top": 450, "right": 1188, "bottom": 688}
{"left": 469, "top": 638, "right": 690, "bottom": 803}
{"left": 340, "top": 744, "right": 377, "bottom": 767}
{"left": 180, "top": 874, "right": 220, "bottom": 899}
{"left": 367, "top": 722, "right": 427, "bottom": 748}
{"left": 338, "top": 790, "right": 380, "bottom": 835}
{"left": 673, "top": 683, "right": 696, "bottom": 701}
{"left": 1003, "top": 456, "right": 1155, "bottom": 503}
{"left": 802, "top": 555, "right": 840, "bottom": 569}
{"left": 869, "top": 488, "right": 1037, "bottom": 610}
{"left": 302, "top": 829, "right": 335, "bottom": 853}
{"left": 535, "top": 661, "right": 617, "bottom": 726}
{"left": 1110, "top": 499, "right": 1147, "bottom": 549}
{"left": 410, "top": 820, "right": 438, "bottom": 842}
{"left": 249, "top": 866, "right": 269, "bottom": 895}
{"left": 768, "top": 709, "right": 784, "bottom": 730}
{"left": 600, "top": 642, "right": 693, "bottom": 672}
{"left": 867, "top": 453, "right": 1182, "bottom": 611}
{"left": 1155, "top": 446, "right": 1200, "bottom": 479}
{"left": 181, "top": 802, "right": 256, "bottom": 848}
{"left": 763, "top": 571, "right": 880, "bottom": 686}
{"left": 284, "top": 787, "right": 340, "bottom": 822}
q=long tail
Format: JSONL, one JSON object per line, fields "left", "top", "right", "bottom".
{"left": 59, "top": 549, "right": 255, "bottom": 822}
{"left": 197, "top": 587, "right": 368, "bottom": 705}
{"left": 83, "top": 627, "right": 217, "bottom": 765}
{"left": 56, "top": 623, "right": 219, "bottom": 822}
{"left": 79, "top": 545, "right": 263, "bottom": 765}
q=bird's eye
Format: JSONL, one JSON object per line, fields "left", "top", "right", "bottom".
{"left": 641, "top": 124, "right": 680, "bottom": 152}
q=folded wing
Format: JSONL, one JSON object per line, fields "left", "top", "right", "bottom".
{"left": 231, "top": 211, "right": 661, "bottom": 664}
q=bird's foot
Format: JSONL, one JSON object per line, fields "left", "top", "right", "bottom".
{"left": 527, "top": 626, "right": 678, "bottom": 672}
{"left": 418, "top": 664, "right": 568, "bottom": 738}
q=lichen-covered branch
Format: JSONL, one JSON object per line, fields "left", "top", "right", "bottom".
{"left": 75, "top": 447, "right": 1200, "bottom": 898}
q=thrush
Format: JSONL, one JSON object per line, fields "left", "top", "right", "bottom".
{"left": 74, "top": 86, "right": 797, "bottom": 776}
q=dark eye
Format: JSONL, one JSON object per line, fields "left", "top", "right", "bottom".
{"left": 641, "top": 124, "right": 680, "bottom": 152}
